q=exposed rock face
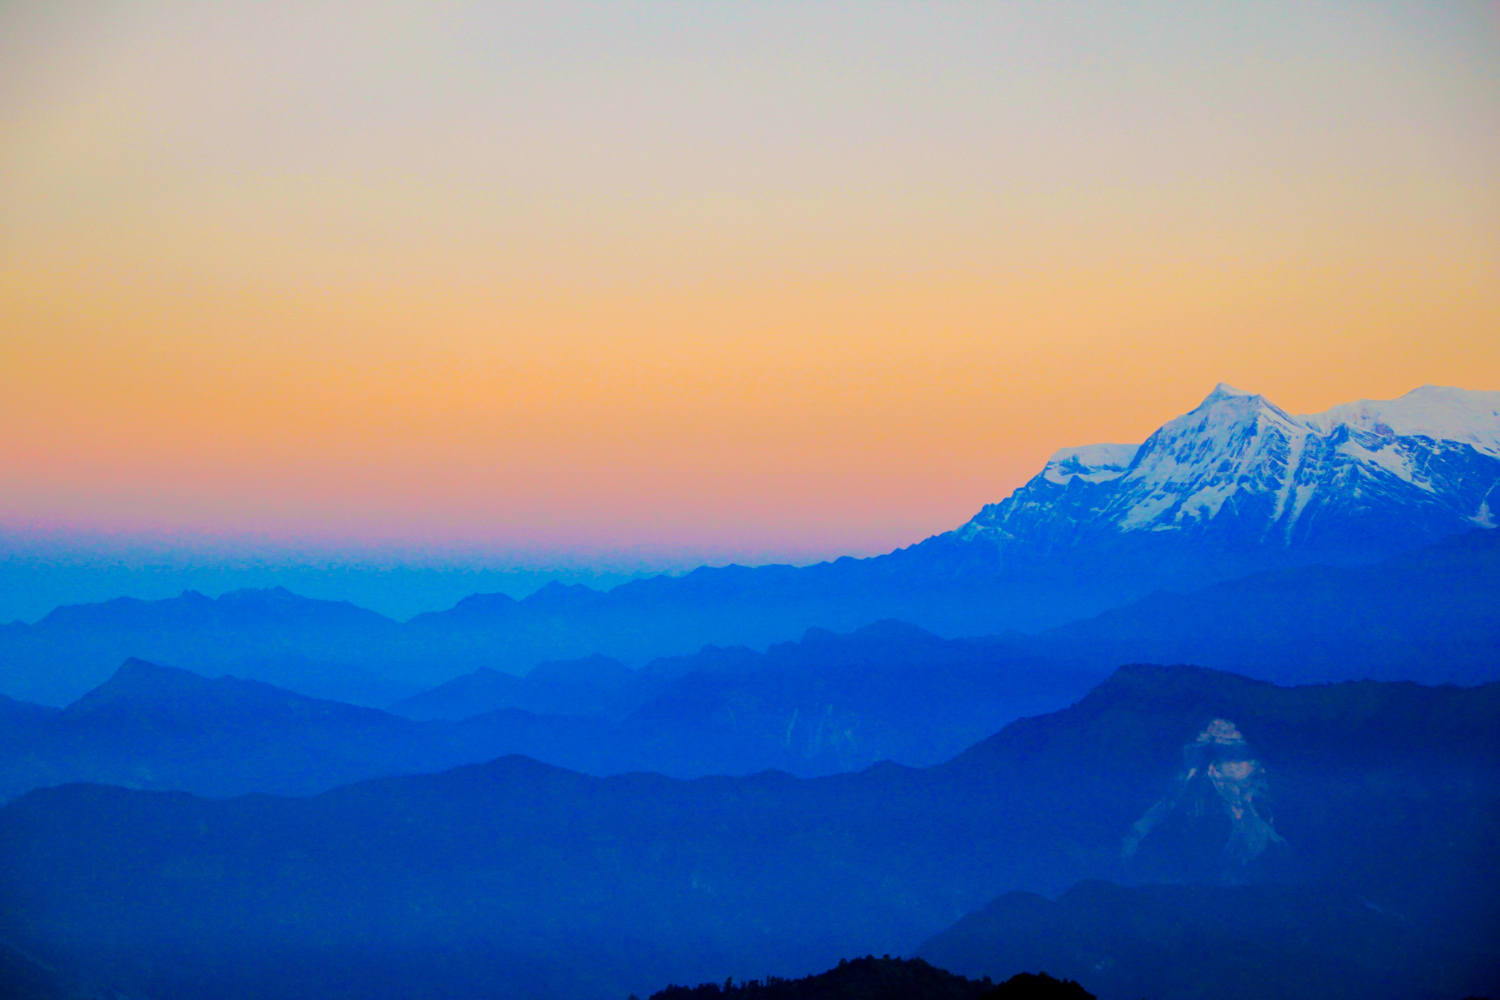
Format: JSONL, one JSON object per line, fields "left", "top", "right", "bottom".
{"left": 1123, "top": 718, "right": 1286, "bottom": 881}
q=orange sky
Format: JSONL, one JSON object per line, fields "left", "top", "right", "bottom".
{"left": 2, "top": 2, "right": 1498, "bottom": 563}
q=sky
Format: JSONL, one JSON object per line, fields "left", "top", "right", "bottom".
{"left": 2, "top": 0, "right": 1498, "bottom": 571}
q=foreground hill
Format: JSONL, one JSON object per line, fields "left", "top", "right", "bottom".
{"left": 3, "top": 385, "right": 1495, "bottom": 707}
{"left": 1, "top": 665, "right": 1494, "bottom": 1000}
{"left": 647, "top": 957, "right": 1090, "bottom": 1000}
{"left": 0, "top": 623, "right": 1097, "bottom": 801}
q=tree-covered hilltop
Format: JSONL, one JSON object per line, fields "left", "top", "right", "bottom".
{"left": 646, "top": 957, "right": 1092, "bottom": 1000}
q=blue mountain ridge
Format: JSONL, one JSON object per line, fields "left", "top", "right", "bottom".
{"left": 2, "top": 385, "right": 1495, "bottom": 707}
{"left": 1009, "top": 527, "right": 1500, "bottom": 686}
{"left": 0, "top": 622, "right": 1098, "bottom": 802}
{"left": 2, "top": 663, "right": 1495, "bottom": 1000}
{"left": 7, "top": 524, "right": 1495, "bottom": 805}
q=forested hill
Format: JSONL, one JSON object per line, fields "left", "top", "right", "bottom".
{"left": 647, "top": 957, "right": 1092, "bottom": 1000}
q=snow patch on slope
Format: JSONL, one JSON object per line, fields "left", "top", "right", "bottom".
{"left": 1042, "top": 443, "right": 1139, "bottom": 485}
{"left": 1335, "top": 436, "right": 1432, "bottom": 490}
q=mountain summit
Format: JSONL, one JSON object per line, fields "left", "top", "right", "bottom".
{"left": 953, "top": 384, "right": 1499, "bottom": 576}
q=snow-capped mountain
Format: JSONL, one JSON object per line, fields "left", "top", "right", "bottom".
{"left": 953, "top": 384, "right": 1500, "bottom": 580}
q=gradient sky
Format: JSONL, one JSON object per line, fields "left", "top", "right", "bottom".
{"left": 2, "top": 1, "right": 1498, "bottom": 565}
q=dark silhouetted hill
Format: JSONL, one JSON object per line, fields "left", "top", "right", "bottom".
{"left": 981, "top": 972, "right": 1094, "bottom": 1000}
{"left": 648, "top": 956, "right": 1007, "bottom": 1000}
{"left": 649, "top": 958, "right": 1091, "bottom": 1000}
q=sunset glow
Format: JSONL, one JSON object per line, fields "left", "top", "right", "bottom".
{"left": 3, "top": 1, "right": 1497, "bottom": 562}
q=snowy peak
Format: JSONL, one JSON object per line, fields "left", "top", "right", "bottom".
{"left": 1111, "top": 385, "right": 1312, "bottom": 531}
{"left": 1161, "top": 382, "right": 1308, "bottom": 439}
{"left": 1042, "top": 444, "right": 1139, "bottom": 485}
{"left": 1198, "top": 382, "right": 1254, "bottom": 404}
{"left": 1302, "top": 385, "right": 1500, "bottom": 458}
{"left": 955, "top": 383, "right": 1500, "bottom": 569}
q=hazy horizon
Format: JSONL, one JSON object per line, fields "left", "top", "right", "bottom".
{"left": 6, "top": 375, "right": 1497, "bottom": 622}
{"left": 0, "top": 528, "right": 717, "bottom": 623}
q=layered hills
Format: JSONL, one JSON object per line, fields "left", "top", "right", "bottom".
{"left": 13, "top": 520, "right": 1494, "bottom": 806}
{"left": 1013, "top": 527, "right": 1500, "bottom": 686}
{"left": 0, "top": 622, "right": 1099, "bottom": 801}
{"left": 2, "top": 520, "right": 1494, "bottom": 719}
{"left": 2, "top": 665, "right": 1495, "bottom": 1000}
{"left": 3, "top": 385, "right": 1495, "bottom": 707}
{"left": 0, "top": 657, "right": 604, "bottom": 802}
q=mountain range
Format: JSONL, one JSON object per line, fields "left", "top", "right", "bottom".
{"left": 3, "top": 663, "right": 1495, "bottom": 1000}
{"left": 2, "top": 385, "right": 1494, "bottom": 707}
{"left": 4, "top": 382, "right": 1495, "bottom": 1000}
{"left": 0, "top": 621, "right": 1100, "bottom": 802}
{"left": 959, "top": 384, "right": 1500, "bottom": 578}
{"left": 1, "top": 521, "right": 1494, "bottom": 720}
{"left": 5, "top": 521, "right": 1496, "bottom": 805}
{"left": 1012, "top": 527, "right": 1500, "bottom": 686}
